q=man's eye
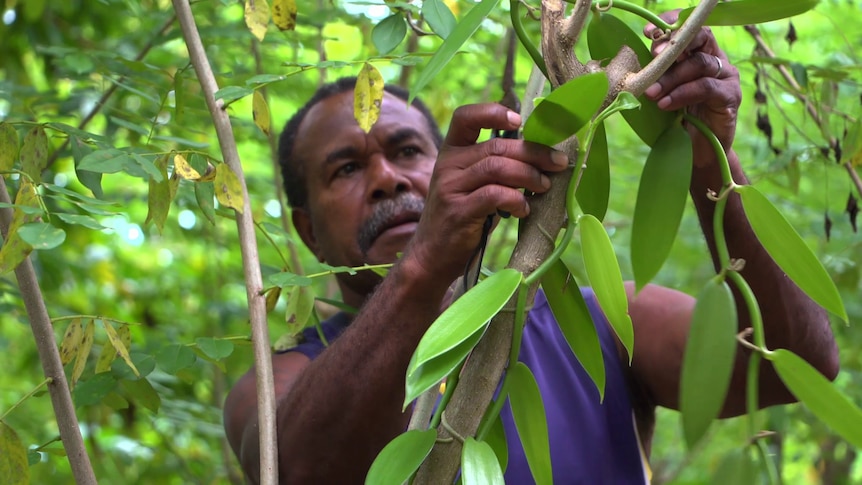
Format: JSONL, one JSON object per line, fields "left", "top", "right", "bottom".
{"left": 335, "top": 162, "right": 359, "bottom": 177}
{"left": 398, "top": 146, "right": 420, "bottom": 158}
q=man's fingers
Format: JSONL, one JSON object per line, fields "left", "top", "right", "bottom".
{"left": 444, "top": 104, "right": 521, "bottom": 147}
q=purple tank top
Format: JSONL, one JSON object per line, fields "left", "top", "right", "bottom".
{"left": 284, "top": 289, "right": 646, "bottom": 483}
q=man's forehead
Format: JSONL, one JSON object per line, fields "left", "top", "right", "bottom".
{"left": 301, "top": 90, "right": 427, "bottom": 135}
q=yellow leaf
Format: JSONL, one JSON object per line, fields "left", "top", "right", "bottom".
{"left": 244, "top": 0, "right": 271, "bottom": 42}
{"left": 71, "top": 319, "right": 95, "bottom": 388}
{"left": 252, "top": 91, "right": 271, "bottom": 136}
{"left": 102, "top": 320, "right": 140, "bottom": 378}
{"left": 118, "top": 324, "right": 131, "bottom": 351}
{"left": 19, "top": 126, "right": 48, "bottom": 184}
{"left": 0, "top": 422, "right": 29, "bottom": 485}
{"left": 173, "top": 153, "right": 201, "bottom": 180}
{"left": 0, "top": 180, "right": 39, "bottom": 274}
{"left": 271, "top": 0, "right": 297, "bottom": 31}
{"left": 354, "top": 63, "right": 384, "bottom": 133}
{"left": 58, "top": 318, "right": 83, "bottom": 365}
{"left": 94, "top": 339, "right": 115, "bottom": 374}
{"left": 0, "top": 123, "right": 19, "bottom": 172}
{"left": 265, "top": 287, "right": 282, "bottom": 313}
{"left": 214, "top": 164, "right": 245, "bottom": 214}
{"left": 145, "top": 155, "right": 172, "bottom": 234}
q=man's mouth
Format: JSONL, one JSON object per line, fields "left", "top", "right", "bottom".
{"left": 357, "top": 194, "right": 425, "bottom": 256}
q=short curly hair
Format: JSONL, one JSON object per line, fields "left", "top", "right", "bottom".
{"left": 277, "top": 77, "right": 444, "bottom": 209}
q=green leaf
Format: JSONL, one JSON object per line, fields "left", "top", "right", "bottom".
{"left": 0, "top": 123, "right": 19, "bottom": 171}
{"left": 371, "top": 14, "right": 407, "bottom": 55}
{"left": 78, "top": 148, "right": 136, "bottom": 174}
{"left": 579, "top": 214, "right": 634, "bottom": 360}
{"left": 508, "top": 362, "right": 552, "bottom": 485}
{"left": 407, "top": 269, "right": 521, "bottom": 381}
{"left": 587, "top": 12, "right": 673, "bottom": 146}
{"left": 541, "top": 260, "right": 605, "bottom": 400}
{"left": 523, "top": 73, "right": 608, "bottom": 147}
{"left": 20, "top": 126, "right": 48, "bottom": 184}
{"left": 422, "top": 0, "right": 456, "bottom": 39}
{"left": 710, "top": 447, "right": 759, "bottom": 485}
{"left": 462, "top": 437, "right": 505, "bottom": 485}
{"left": 483, "top": 415, "right": 509, "bottom": 473}
{"left": 73, "top": 373, "right": 118, "bottom": 407}
{"left": 404, "top": 327, "right": 484, "bottom": 408}
{"left": 575, "top": 122, "right": 610, "bottom": 220}
{"left": 195, "top": 337, "right": 235, "bottom": 360}
{"left": 768, "top": 348, "right": 862, "bottom": 448}
{"left": 195, "top": 181, "right": 216, "bottom": 225}
{"left": 55, "top": 213, "right": 106, "bottom": 230}
{"left": 365, "top": 429, "right": 436, "bottom": 485}
{"left": 285, "top": 284, "right": 315, "bottom": 332}
{"left": 16, "top": 222, "right": 66, "bottom": 250}
{"left": 145, "top": 155, "right": 172, "bottom": 234}
{"left": 71, "top": 138, "right": 103, "bottom": 198}
{"left": 111, "top": 352, "right": 156, "bottom": 380}
{"left": 266, "top": 271, "right": 313, "bottom": 287}
{"left": 736, "top": 185, "right": 847, "bottom": 322}
{"left": 156, "top": 344, "right": 197, "bottom": 374}
{"left": 410, "top": 0, "right": 499, "bottom": 101}
{"left": 631, "top": 125, "right": 692, "bottom": 290}
{"left": 120, "top": 378, "right": 161, "bottom": 413}
{"left": 678, "top": 0, "right": 820, "bottom": 26}
{"left": 0, "top": 422, "right": 29, "bottom": 485}
{"left": 680, "top": 277, "right": 738, "bottom": 449}
{"left": 214, "top": 86, "right": 253, "bottom": 104}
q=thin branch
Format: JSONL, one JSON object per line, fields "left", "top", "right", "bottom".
{"left": 0, "top": 178, "right": 97, "bottom": 484}
{"left": 743, "top": 24, "right": 862, "bottom": 199}
{"left": 171, "top": 1, "right": 277, "bottom": 484}
{"left": 624, "top": 0, "right": 718, "bottom": 96}
{"left": 45, "top": 14, "right": 176, "bottom": 169}
{"left": 562, "top": 0, "right": 592, "bottom": 49}
{"left": 405, "top": 10, "right": 434, "bottom": 36}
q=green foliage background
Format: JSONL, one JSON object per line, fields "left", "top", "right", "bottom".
{"left": 0, "top": 0, "right": 860, "bottom": 483}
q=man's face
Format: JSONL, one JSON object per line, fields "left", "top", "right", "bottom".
{"left": 292, "top": 90, "right": 439, "bottom": 277}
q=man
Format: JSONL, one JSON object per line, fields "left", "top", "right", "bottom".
{"left": 224, "top": 17, "right": 839, "bottom": 484}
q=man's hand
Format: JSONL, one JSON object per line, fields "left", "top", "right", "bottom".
{"left": 404, "top": 103, "right": 569, "bottom": 284}
{"left": 644, "top": 10, "right": 742, "bottom": 165}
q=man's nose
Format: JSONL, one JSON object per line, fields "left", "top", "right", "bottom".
{"left": 367, "top": 156, "right": 411, "bottom": 201}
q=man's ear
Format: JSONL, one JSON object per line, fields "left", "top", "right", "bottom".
{"left": 291, "top": 208, "right": 324, "bottom": 262}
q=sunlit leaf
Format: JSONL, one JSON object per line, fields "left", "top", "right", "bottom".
{"left": 768, "top": 348, "right": 862, "bottom": 448}
{"left": 737, "top": 185, "right": 847, "bottom": 322}
{"left": 423, "top": 0, "right": 456, "bottom": 39}
{"left": 55, "top": 213, "right": 105, "bottom": 230}
{"left": 575, "top": 122, "right": 610, "bottom": 221}
{"left": 95, "top": 339, "right": 117, "bottom": 374}
{"left": 245, "top": 0, "right": 271, "bottom": 41}
{"left": 214, "top": 86, "right": 254, "bottom": 104}
{"left": 267, "top": 271, "right": 312, "bottom": 287}
{"left": 462, "top": 437, "right": 505, "bottom": 485}
{"left": 0, "top": 123, "right": 19, "bottom": 171}
{"left": 404, "top": 326, "right": 484, "bottom": 408}
{"left": 410, "top": 0, "right": 498, "bottom": 101}
{"left": 285, "top": 284, "right": 315, "bottom": 331}
{"left": 214, "top": 163, "right": 245, "bottom": 214}
{"left": 365, "top": 429, "right": 436, "bottom": 484}
{"left": 265, "top": 286, "right": 281, "bottom": 313}
{"left": 372, "top": 14, "right": 407, "bottom": 55}
{"left": 0, "top": 180, "right": 39, "bottom": 274}
{"left": 579, "top": 214, "right": 634, "bottom": 360}
{"left": 71, "top": 320, "right": 95, "bottom": 388}
{"left": 17, "top": 222, "right": 66, "bottom": 250}
{"left": 253, "top": 90, "right": 272, "bottom": 135}
{"left": 145, "top": 154, "right": 171, "bottom": 234}
{"left": 271, "top": 0, "right": 297, "bottom": 31}
{"left": 0, "top": 422, "right": 29, "bottom": 485}
{"left": 508, "top": 362, "right": 552, "bottom": 485}
{"left": 631, "top": 125, "right": 692, "bottom": 290}
{"left": 58, "top": 318, "right": 84, "bottom": 366}
{"left": 102, "top": 320, "right": 140, "bottom": 377}
{"left": 842, "top": 118, "right": 862, "bottom": 167}
{"left": 173, "top": 153, "right": 201, "bottom": 180}
{"left": 354, "top": 63, "right": 384, "bottom": 133}
{"left": 407, "top": 269, "right": 521, "bottom": 380}
{"left": 156, "top": 343, "right": 197, "bottom": 374}
{"left": 680, "top": 277, "right": 737, "bottom": 449}
{"left": 523, "top": 73, "right": 608, "bottom": 147}
{"left": 542, "top": 261, "right": 605, "bottom": 400}
{"left": 19, "top": 126, "right": 48, "bottom": 184}
{"left": 678, "top": 0, "right": 820, "bottom": 26}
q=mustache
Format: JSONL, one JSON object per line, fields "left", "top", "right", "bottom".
{"left": 357, "top": 193, "right": 425, "bottom": 256}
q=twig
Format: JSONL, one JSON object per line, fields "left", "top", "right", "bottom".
{"left": 171, "top": 1, "right": 277, "bottom": 484}
{"left": 743, "top": 24, "right": 862, "bottom": 199}
{"left": 45, "top": 14, "right": 176, "bottom": 170}
{"left": 624, "top": 0, "right": 719, "bottom": 96}
{"left": 0, "top": 178, "right": 97, "bottom": 484}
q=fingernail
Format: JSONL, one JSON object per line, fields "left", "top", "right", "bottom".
{"left": 552, "top": 150, "right": 568, "bottom": 167}
{"left": 657, "top": 96, "right": 671, "bottom": 110}
{"left": 645, "top": 83, "right": 661, "bottom": 98}
{"left": 540, "top": 174, "right": 551, "bottom": 189}
{"left": 507, "top": 110, "right": 521, "bottom": 126}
